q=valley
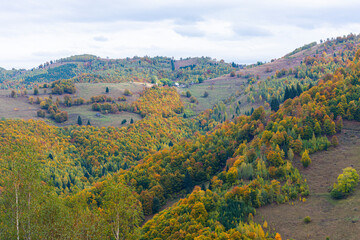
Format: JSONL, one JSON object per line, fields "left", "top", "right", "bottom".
{"left": 1, "top": 34, "right": 360, "bottom": 239}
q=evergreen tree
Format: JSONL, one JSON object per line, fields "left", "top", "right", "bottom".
{"left": 77, "top": 116, "right": 82, "bottom": 125}
{"left": 87, "top": 120, "right": 91, "bottom": 126}
{"left": 270, "top": 98, "right": 280, "bottom": 112}
{"left": 106, "top": 87, "right": 109, "bottom": 93}
{"left": 34, "top": 87, "right": 39, "bottom": 95}
{"left": 152, "top": 196, "right": 160, "bottom": 214}
{"left": 284, "top": 86, "right": 290, "bottom": 101}
{"left": 296, "top": 83, "right": 303, "bottom": 96}
{"left": 183, "top": 170, "right": 193, "bottom": 193}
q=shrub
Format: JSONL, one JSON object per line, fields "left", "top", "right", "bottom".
{"left": 331, "top": 135, "right": 339, "bottom": 147}
{"left": 124, "top": 89, "right": 132, "bottom": 96}
{"left": 331, "top": 167, "right": 359, "bottom": 199}
{"left": 304, "top": 216, "right": 311, "bottom": 223}
{"left": 37, "top": 110, "right": 46, "bottom": 118}
{"left": 190, "top": 96, "right": 198, "bottom": 104}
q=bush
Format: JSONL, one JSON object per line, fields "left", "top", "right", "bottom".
{"left": 303, "top": 216, "right": 311, "bottom": 223}
{"left": 121, "top": 119, "right": 127, "bottom": 124}
{"left": 190, "top": 96, "right": 198, "bottom": 104}
{"left": 331, "top": 167, "right": 359, "bottom": 199}
{"left": 37, "top": 110, "right": 46, "bottom": 118}
{"left": 203, "top": 91, "right": 209, "bottom": 98}
{"left": 124, "top": 89, "right": 132, "bottom": 96}
{"left": 331, "top": 135, "right": 339, "bottom": 147}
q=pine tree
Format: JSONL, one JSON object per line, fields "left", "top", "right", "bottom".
{"left": 77, "top": 116, "right": 82, "bottom": 125}
{"left": 296, "top": 83, "right": 303, "bottom": 96}
{"left": 34, "top": 87, "right": 39, "bottom": 95}
{"left": 270, "top": 98, "right": 280, "bottom": 112}
{"left": 87, "top": 120, "right": 91, "bottom": 126}
{"left": 152, "top": 196, "right": 160, "bottom": 214}
{"left": 106, "top": 87, "right": 109, "bottom": 93}
{"left": 183, "top": 170, "right": 193, "bottom": 193}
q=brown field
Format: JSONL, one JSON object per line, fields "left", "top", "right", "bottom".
{"left": 254, "top": 121, "right": 360, "bottom": 240}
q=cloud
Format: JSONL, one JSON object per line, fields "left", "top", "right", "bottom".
{"left": 232, "top": 26, "right": 272, "bottom": 38}
{"left": 0, "top": 0, "right": 360, "bottom": 69}
{"left": 93, "top": 36, "right": 108, "bottom": 42}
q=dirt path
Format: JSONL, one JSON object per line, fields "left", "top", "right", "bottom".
{"left": 255, "top": 121, "right": 360, "bottom": 240}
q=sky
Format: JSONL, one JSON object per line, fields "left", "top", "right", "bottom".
{"left": 1, "top": 0, "right": 360, "bottom": 70}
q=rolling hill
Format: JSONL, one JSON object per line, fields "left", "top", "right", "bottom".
{"left": 0, "top": 33, "right": 360, "bottom": 239}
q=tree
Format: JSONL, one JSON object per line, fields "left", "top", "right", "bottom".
{"left": 288, "top": 148, "right": 294, "bottom": 162}
{"left": 130, "top": 118, "right": 134, "bottom": 124}
{"left": 37, "top": 110, "right": 46, "bottom": 118}
{"left": 11, "top": 90, "right": 16, "bottom": 98}
{"left": 33, "top": 87, "right": 39, "bottom": 95}
{"left": 102, "top": 181, "right": 143, "bottom": 240}
{"left": 324, "top": 119, "right": 336, "bottom": 135}
{"left": 331, "top": 135, "right": 339, "bottom": 147}
{"left": 270, "top": 98, "right": 280, "bottom": 112}
{"left": 331, "top": 167, "right": 359, "bottom": 199}
{"left": 87, "top": 120, "right": 91, "bottom": 126}
{"left": 0, "top": 136, "right": 73, "bottom": 239}
{"left": 124, "top": 89, "right": 132, "bottom": 96}
{"left": 152, "top": 196, "right": 160, "bottom": 214}
{"left": 77, "top": 116, "right": 82, "bottom": 125}
{"left": 203, "top": 91, "right": 209, "bottom": 98}
{"left": 183, "top": 170, "right": 193, "bottom": 193}
{"left": 106, "top": 87, "right": 109, "bottom": 93}
{"left": 301, "top": 150, "right": 311, "bottom": 168}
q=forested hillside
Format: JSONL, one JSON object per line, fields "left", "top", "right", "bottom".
{"left": 0, "top": 56, "right": 237, "bottom": 90}
{"left": 1, "top": 34, "right": 360, "bottom": 239}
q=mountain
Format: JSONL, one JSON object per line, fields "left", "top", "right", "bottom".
{"left": 0, "top": 33, "right": 360, "bottom": 239}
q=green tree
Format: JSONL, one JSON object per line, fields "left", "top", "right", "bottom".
{"left": 152, "top": 196, "right": 160, "bottom": 214}
{"left": 106, "top": 87, "right": 109, "bottom": 93}
{"left": 77, "top": 116, "right": 82, "bottom": 125}
{"left": 301, "top": 150, "right": 311, "bottom": 168}
{"left": 331, "top": 167, "right": 359, "bottom": 199}
{"left": 33, "top": 87, "right": 39, "bottom": 95}
{"left": 102, "top": 181, "right": 143, "bottom": 240}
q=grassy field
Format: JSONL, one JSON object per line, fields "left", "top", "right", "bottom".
{"left": 74, "top": 82, "right": 151, "bottom": 102}
{"left": 254, "top": 121, "right": 360, "bottom": 240}
{"left": 65, "top": 105, "right": 142, "bottom": 127}
{"left": 0, "top": 82, "right": 147, "bottom": 127}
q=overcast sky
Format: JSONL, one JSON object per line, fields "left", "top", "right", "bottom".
{"left": 0, "top": 0, "right": 360, "bottom": 69}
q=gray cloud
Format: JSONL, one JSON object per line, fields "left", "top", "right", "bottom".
{"left": 1, "top": 0, "right": 360, "bottom": 69}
